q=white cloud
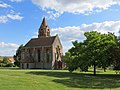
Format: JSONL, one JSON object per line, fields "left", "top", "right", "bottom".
{"left": 80, "top": 21, "right": 120, "bottom": 35}
{"left": 0, "top": 1, "right": 11, "bottom": 8}
{"left": 33, "top": 20, "right": 120, "bottom": 53}
{"left": 0, "top": 42, "right": 19, "bottom": 48}
{"left": 0, "top": 16, "right": 8, "bottom": 23}
{"left": 0, "top": 13, "right": 23, "bottom": 23}
{"left": 46, "top": 11, "right": 63, "bottom": 19}
{"left": 7, "top": 13, "right": 23, "bottom": 20}
{"left": 10, "top": 0, "right": 22, "bottom": 2}
{"left": 32, "top": 0, "right": 120, "bottom": 19}
{"left": 0, "top": 42, "right": 19, "bottom": 56}
{"left": 50, "top": 21, "right": 120, "bottom": 53}
{"left": 51, "top": 26, "right": 85, "bottom": 42}
{"left": 0, "top": 1, "right": 23, "bottom": 23}
{"left": 0, "top": 49, "right": 16, "bottom": 56}
{"left": 63, "top": 45, "right": 73, "bottom": 55}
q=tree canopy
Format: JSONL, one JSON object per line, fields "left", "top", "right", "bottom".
{"left": 14, "top": 44, "right": 23, "bottom": 67}
{"left": 64, "top": 31, "right": 118, "bottom": 75}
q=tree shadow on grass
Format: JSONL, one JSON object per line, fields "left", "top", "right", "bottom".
{"left": 27, "top": 71, "right": 120, "bottom": 89}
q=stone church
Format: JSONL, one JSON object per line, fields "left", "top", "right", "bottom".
{"left": 20, "top": 18, "right": 63, "bottom": 69}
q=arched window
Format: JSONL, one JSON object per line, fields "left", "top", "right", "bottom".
{"left": 56, "top": 46, "right": 60, "bottom": 59}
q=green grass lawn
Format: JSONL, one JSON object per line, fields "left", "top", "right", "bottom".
{"left": 0, "top": 68, "right": 120, "bottom": 90}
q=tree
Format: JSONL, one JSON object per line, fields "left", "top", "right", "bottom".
{"left": 2, "top": 57, "right": 9, "bottom": 64}
{"left": 113, "top": 30, "right": 120, "bottom": 69}
{"left": 84, "top": 32, "right": 117, "bottom": 75}
{"left": 14, "top": 45, "right": 23, "bottom": 67}
{"left": 64, "top": 41, "right": 90, "bottom": 72}
{"left": 65, "top": 31, "right": 117, "bottom": 75}
{"left": 1, "top": 57, "right": 14, "bottom": 67}
{"left": 64, "top": 52, "right": 77, "bottom": 72}
{"left": 108, "top": 33, "right": 120, "bottom": 70}
{"left": 2, "top": 57, "right": 9, "bottom": 66}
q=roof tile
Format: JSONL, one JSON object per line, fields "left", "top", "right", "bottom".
{"left": 24, "top": 36, "right": 56, "bottom": 47}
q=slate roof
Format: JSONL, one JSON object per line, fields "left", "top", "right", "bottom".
{"left": 24, "top": 36, "right": 56, "bottom": 47}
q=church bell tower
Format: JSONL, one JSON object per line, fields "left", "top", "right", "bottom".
{"left": 38, "top": 17, "right": 50, "bottom": 38}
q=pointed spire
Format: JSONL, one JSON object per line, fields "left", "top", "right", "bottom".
{"left": 38, "top": 17, "right": 50, "bottom": 38}
{"left": 42, "top": 17, "right": 47, "bottom": 26}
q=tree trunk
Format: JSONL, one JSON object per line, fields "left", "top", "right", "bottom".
{"left": 104, "top": 67, "right": 106, "bottom": 72}
{"left": 93, "top": 60, "right": 96, "bottom": 76}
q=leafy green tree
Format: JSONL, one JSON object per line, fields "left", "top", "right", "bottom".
{"left": 14, "top": 44, "right": 23, "bottom": 67}
{"left": 2, "top": 57, "right": 9, "bottom": 64}
{"left": 65, "top": 31, "right": 117, "bottom": 75}
{"left": 64, "top": 52, "right": 77, "bottom": 72}
{"left": 108, "top": 39, "right": 120, "bottom": 70}
{"left": 84, "top": 32, "right": 117, "bottom": 74}
{"left": 64, "top": 41, "right": 89, "bottom": 72}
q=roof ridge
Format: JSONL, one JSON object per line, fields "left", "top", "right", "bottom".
{"left": 31, "top": 36, "right": 56, "bottom": 39}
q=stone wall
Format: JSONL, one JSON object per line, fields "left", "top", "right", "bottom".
{"left": 52, "top": 36, "right": 63, "bottom": 69}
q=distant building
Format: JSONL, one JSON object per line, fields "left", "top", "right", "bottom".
{"left": 0, "top": 56, "right": 15, "bottom": 63}
{"left": 20, "top": 18, "right": 63, "bottom": 69}
{"left": 8, "top": 59, "right": 15, "bottom": 64}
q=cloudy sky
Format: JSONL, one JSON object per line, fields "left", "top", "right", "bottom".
{"left": 0, "top": 0, "right": 120, "bottom": 56}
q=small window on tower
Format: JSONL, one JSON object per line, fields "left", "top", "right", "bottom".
{"left": 48, "top": 29, "right": 49, "bottom": 31}
{"left": 46, "top": 26, "right": 47, "bottom": 27}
